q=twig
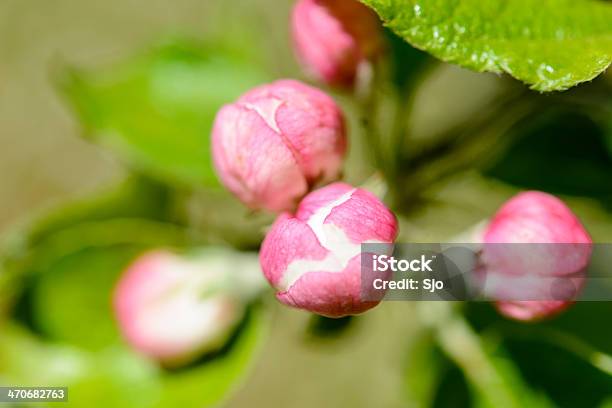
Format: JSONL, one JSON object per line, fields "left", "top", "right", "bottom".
{"left": 417, "top": 302, "right": 523, "bottom": 408}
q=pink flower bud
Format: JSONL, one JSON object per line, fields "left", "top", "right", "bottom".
{"left": 212, "top": 79, "right": 347, "bottom": 212}
{"left": 113, "top": 250, "right": 249, "bottom": 365}
{"left": 481, "top": 191, "right": 592, "bottom": 321}
{"left": 291, "top": 0, "right": 383, "bottom": 87}
{"left": 259, "top": 182, "right": 398, "bottom": 317}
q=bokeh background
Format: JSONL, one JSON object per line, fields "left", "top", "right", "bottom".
{"left": 0, "top": 0, "right": 502, "bottom": 231}
{"left": 1, "top": 1, "right": 611, "bottom": 407}
{"left": 0, "top": 2, "right": 417, "bottom": 406}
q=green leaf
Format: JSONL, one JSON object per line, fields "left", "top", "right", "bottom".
{"left": 0, "top": 304, "right": 268, "bottom": 408}
{"left": 5, "top": 218, "right": 190, "bottom": 283}
{"left": 0, "top": 217, "right": 269, "bottom": 407}
{"left": 157, "top": 305, "right": 268, "bottom": 408}
{"left": 58, "top": 39, "right": 270, "bottom": 187}
{"left": 467, "top": 302, "right": 612, "bottom": 407}
{"left": 423, "top": 303, "right": 550, "bottom": 408}
{"left": 504, "top": 336, "right": 612, "bottom": 408}
{"left": 431, "top": 362, "right": 472, "bottom": 408}
{"left": 31, "top": 246, "right": 143, "bottom": 349}
{"left": 472, "top": 346, "right": 553, "bottom": 408}
{"left": 361, "top": 0, "right": 612, "bottom": 91}
{"left": 7, "top": 218, "right": 191, "bottom": 349}
{"left": 1, "top": 176, "right": 173, "bottom": 257}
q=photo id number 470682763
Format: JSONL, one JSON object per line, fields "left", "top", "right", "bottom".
{"left": 0, "top": 387, "right": 67, "bottom": 402}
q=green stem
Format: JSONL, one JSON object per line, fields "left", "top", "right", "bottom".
{"left": 389, "top": 61, "right": 437, "bottom": 183}
{"left": 417, "top": 302, "right": 522, "bottom": 408}
{"left": 356, "top": 60, "right": 388, "bottom": 177}
{"left": 395, "top": 90, "right": 537, "bottom": 209}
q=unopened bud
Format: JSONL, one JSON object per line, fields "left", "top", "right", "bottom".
{"left": 259, "top": 182, "right": 398, "bottom": 317}
{"left": 481, "top": 191, "right": 592, "bottom": 321}
{"left": 212, "top": 79, "right": 346, "bottom": 212}
{"left": 113, "top": 249, "right": 260, "bottom": 365}
{"left": 291, "top": 0, "right": 383, "bottom": 87}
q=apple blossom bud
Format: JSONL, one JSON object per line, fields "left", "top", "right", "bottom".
{"left": 259, "top": 182, "right": 398, "bottom": 318}
{"left": 481, "top": 191, "right": 592, "bottom": 321}
{"left": 291, "top": 0, "right": 383, "bottom": 87}
{"left": 212, "top": 79, "right": 346, "bottom": 212}
{"left": 113, "top": 249, "right": 260, "bottom": 365}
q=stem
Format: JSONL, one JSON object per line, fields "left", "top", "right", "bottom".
{"left": 405, "top": 88, "right": 529, "bottom": 164}
{"left": 356, "top": 60, "right": 389, "bottom": 177}
{"left": 395, "top": 90, "right": 538, "bottom": 209}
{"left": 417, "top": 302, "right": 522, "bottom": 408}
{"left": 389, "top": 61, "right": 437, "bottom": 183}
{"left": 359, "top": 172, "right": 388, "bottom": 200}
{"left": 386, "top": 87, "right": 415, "bottom": 188}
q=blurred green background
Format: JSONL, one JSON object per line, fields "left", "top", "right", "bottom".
{"left": 0, "top": 0, "right": 505, "bottom": 230}
{"left": 1, "top": 1, "right": 611, "bottom": 407}
{"left": 0, "top": 1, "right": 414, "bottom": 406}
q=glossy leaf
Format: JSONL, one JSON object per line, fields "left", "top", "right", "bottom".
{"left": 362, "top": 0, "right": 612, "bottom": 91}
